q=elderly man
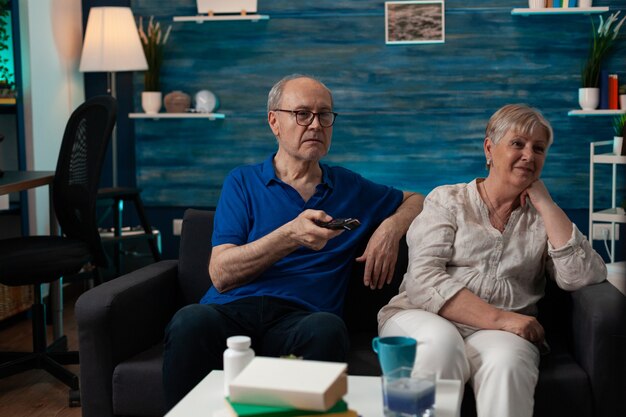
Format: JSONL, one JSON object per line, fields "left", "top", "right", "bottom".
{"left": 162, "top": 74, "right": 424, "bottom": 408}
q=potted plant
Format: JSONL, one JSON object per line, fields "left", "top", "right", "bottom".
{"left": 0, "top": 0, "right": 15, "bottom": 99}
{"left": 579, "top": 12, "right": 626, "bottom": 110}
{"left": 137, "top": 16, "right": 171, "bottom": 114}
{"left": 612, "top": 113, "right": 626, "bottom": 155}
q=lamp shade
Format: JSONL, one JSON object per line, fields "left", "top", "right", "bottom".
{"left": 79, "top": 7, "right": 148, "bottom": 72}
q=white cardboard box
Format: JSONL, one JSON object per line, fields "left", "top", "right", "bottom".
{"left": 229, "top": 357, "right": 348, "bottom": 411}
{"left": 196, "top": 0, "right": 257, "bottom": 14}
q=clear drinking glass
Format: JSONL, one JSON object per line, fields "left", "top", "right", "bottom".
{"left": 382, "top": 367, "right": 436, "bottom": 417}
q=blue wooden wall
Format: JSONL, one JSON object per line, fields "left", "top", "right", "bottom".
{"left": 130, "top": 0, "right": 625, "bottom": 210}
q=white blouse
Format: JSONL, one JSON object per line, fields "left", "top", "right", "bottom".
{"left": 378, "top": 179, "right": 607, "bottom": 337}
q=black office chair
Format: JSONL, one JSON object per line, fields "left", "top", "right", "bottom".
{"left": 0, "top": 95, "right": 117, "bottom": 405}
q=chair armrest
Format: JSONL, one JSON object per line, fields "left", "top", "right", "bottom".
{"left": 571, "top": 281, "right": 626, "bottom": 417}
{"left": 75, "top": 260, "right": 179, "bottom": 417}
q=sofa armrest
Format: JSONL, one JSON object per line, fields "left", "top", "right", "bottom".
{"left": 76, "top": 260, "right": 179, "bottom": 417}
{"left": 571, "top": 281, "right": 626, "bottom": 417}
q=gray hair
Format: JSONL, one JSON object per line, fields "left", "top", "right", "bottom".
{"left": 267, "top": 74, "right": 333, "bottom": 112}
{"left": 486, "top": 104, "right": 553, "bottom": 147}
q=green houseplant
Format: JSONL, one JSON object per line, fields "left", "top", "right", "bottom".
{"left": 612, "top": 113, "right": 626, "bottom": 155}
{"left": 137, "top": 16, "right": 171, "bottom": 92}
{"left": 137, "top": 16, "right": 171, "bottom": 113}
{"left": 579, "top": 12, "right": 626, "bottom": 110}
{"left": 0, "top": 0, "right": 14, "bottom": 95}
{"left": 581, "top": 12, "right": 626, "bottom": 88}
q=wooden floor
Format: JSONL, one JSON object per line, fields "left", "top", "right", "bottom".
{"left": 0, "top": 285, "right": 84, "bottom": 417}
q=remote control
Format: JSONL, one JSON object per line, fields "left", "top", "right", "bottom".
{"left": 315, "top": 218, "right": 361, "bottom": 231}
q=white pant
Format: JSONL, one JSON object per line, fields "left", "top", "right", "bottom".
{"left": 380, "top": 309, "right": 540, "bottom": 417}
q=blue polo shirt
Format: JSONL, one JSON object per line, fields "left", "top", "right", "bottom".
{"left": 199, "top": 154, "right": 404, "bottom": 316}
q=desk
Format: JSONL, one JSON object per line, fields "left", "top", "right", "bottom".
{"left": 0, "top": 170, "right": 64, "bottom": 339}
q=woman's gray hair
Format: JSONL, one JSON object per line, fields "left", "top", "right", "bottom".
{"left": 267, "top": 74, "right": 333, "bottom": 112}
{"left": 485, "top": 104, "right": 553, "bottom": 147}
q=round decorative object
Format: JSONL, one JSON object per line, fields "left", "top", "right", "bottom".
{"left": 195, "top": 89, "right": 219, "bottom": 113}
{"left": 164, "top": 90, "right": 191, "bottom": 113}
{"left": 141, "top": 91, "right": 162, "bottom": 114}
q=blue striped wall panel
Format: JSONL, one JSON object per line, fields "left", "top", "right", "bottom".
{"left": 130, "top": 0, "right": 625, "bottom": 210}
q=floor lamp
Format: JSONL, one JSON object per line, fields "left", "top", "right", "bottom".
{"left": 79, "top": 7, "right": 147, "bottom": 187}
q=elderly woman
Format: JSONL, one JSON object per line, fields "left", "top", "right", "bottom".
{"left": 378, "top": 104, "right": 606, "bottom": 417}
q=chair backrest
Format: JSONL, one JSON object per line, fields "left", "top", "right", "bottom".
{"left": 53, "top": 95, "right": 117, "bottom": 267}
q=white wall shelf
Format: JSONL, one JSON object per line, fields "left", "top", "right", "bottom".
{"left": 173, "top": 14, "right": 269, "bottom": 23}
{"left": 568, "top": 109, "right": 626, "bottom": 116}
{"left": 511, "top": 7, "right": 608, "bottom": 16}
{"left": 589, "top": 140, "right": 625, "bottom": 263}
{"left": 129, "top": 112, "right": 226, "bottom": 120}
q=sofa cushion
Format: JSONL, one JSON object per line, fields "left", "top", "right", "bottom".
{"left": 113, "top": 343, "right": 167, "bottom": 417}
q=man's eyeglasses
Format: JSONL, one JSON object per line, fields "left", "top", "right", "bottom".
{"left": 272, "top": 109, "right": 338, "bottom": 128}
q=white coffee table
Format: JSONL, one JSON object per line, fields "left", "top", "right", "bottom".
{"left": 166, "top": 370, "right": 462, "bottom": 417}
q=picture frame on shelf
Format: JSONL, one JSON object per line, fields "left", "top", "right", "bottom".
{"left": 385, "top": 1, "right": 445, "bottom": 45}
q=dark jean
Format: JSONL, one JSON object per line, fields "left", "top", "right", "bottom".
{"left": 162, "top": 296, "right": 350, "bottom": 410}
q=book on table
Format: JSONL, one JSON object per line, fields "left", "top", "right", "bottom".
{"left": 223, "top": 398, "right": 355, "bottom": 417}
{"left": 229, "top": 357, "right": 348, "bottom": 411}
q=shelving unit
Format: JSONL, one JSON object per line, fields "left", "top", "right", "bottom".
{"left": 129, "top": 112, "right": 226, "bottom": 120}
{"left": 173, "top": 14, "right": 269, "bottom": 23}
{"left": 568, "top": 109, "right": 626, "bottom": 116}
{"left": 589, "top": 140, "right": 626, "bottom": 263}
{"left": 511, "top": 7, "right": 608, "bottom": 16}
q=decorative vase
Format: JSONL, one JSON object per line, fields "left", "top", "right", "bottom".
{"left": 578, "top": 88, "right": 599, "bottom": 111}
{"left": 142, "top": 91, "right": 162, "bottom": 114}
{"left": 579, "top": 0, "right": 593, "bottom": 8}
{"left": 164, "top": 90, "right": 192, "bottom": 113}
{"left": 614, "top": 136, "right": 624, "bottom": 156}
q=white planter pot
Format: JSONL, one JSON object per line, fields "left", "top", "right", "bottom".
{"left": 142, "top": 91, "right": 162, "bottom": 114}
{"left": 579, "top": 88, "right": 599, "bottom": 111}
{"left": 614, "top": 136, "right": 624, "bottom": 156}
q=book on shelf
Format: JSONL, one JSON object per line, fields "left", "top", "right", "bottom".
{"left": 223, "top": 398, "right": 349, "bottom": 417}
{"left": 0, "top": 97, "right": 16, "bottom": 105}
{"left": 609, "top": 74, "right": 619, "bottom": 110}
{"left": 546, "top": 0, "right": 553, "bottom": 7}
{"left": 600, "top": 70, "right": 609, "bottom": 109}
{"left": 229, "top": 357, "right": 348, "bottom": 411}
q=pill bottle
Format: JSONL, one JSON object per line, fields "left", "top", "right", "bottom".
{"left": 223, "top": 335, "right": 254, "bottom": 397}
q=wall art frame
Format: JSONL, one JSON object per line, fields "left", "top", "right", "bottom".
{"left": 385, "top": 0, "right": 445, "bottom": 45}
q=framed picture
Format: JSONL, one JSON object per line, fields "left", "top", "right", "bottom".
{"left": 385, "top": 1, "right": 445, "bottom": 45}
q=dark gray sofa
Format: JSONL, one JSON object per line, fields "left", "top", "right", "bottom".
{"left": 76, "top": 208, "right": 626, "bottom": 417}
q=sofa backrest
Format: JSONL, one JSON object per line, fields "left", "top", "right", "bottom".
{"left": 343, "top": 235, "right": 408, "bottom": 333}
{"left": 178, "top": 209, "right": 215, "bottom": 304}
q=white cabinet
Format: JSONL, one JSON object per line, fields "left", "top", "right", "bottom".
{"left": 589, "top": 140, "right": 626, "bottom": 263}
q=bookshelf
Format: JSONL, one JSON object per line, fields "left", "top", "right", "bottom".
{"left": 172, "top": 14, "right": 269, "bottom": 23}
{"left": 568, "top": 109, "right": 626, "bottom": 117}
{"left": 129, "top": 112, "right": 226, "bottom": 120}
{"left": 589, "top": 140, "right": 625, "bottom": 264}
{"left": 511, "top": 7, "right": 608, "bottom": 16}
